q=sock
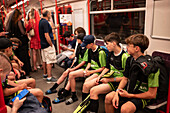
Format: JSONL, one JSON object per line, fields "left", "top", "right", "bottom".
{"left": 50, "top": 83, "right": 59, "bottom": 90}
{"left": 61, "top": 89, "right": 70, "bottom": 98}
{"left": 89, "top": 99, "right": 99, "bottom": 113}
{"left": 71, "top": 92, "right": 77, "bottom": 98}
{"left": 82, "top": 92, "right": 89, "bottom": 101}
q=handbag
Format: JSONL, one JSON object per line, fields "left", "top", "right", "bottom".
{"left": 29, "top": 19, "right": 35, "bottom": 37}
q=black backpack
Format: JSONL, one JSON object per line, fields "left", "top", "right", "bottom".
{"left": 128, "top": 55, "right": 168, "bottom": 101}
{"left": 42, "top": 96, "right": 52, "bottom": 113}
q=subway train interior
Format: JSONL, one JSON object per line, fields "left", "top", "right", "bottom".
{"left": 0, "top": 0, "right": 170, "bottom": 113}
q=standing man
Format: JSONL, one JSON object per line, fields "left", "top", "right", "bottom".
{"left": 39, "top": 9, "right": 57, "bottom": 83}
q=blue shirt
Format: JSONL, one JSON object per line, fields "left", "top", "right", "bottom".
{"left": 39, "top": 18, "right": 54, "bottom": 49}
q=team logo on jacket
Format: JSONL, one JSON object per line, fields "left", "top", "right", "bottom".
{"left": 140, "top": 62, "right": 147, "bottom": 69}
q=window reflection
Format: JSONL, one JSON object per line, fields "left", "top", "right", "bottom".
{"left": 91, "top": 12, "right": 145, "bottom": 43}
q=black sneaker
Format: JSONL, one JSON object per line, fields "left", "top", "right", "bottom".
{"left": 65, "top": 96, "right": 78, "bottom": 105}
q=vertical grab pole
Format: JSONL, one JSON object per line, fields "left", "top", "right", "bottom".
{"left": 87, "top": 0, "right": 90, "bottom": 35}
{"left": 16, "top": 0, "right": 18, "bottom": 9}
{"left": 0, "top": 2, "right": 5, "bottom": 31}
{"left": 22, "top": 0, "right": 26, "bottom": 18}
{"left": 55, "top": 0, "right": 61, "bottom": 53}
{"left": 39, "top": 0, "right": 43, "bottom": 14}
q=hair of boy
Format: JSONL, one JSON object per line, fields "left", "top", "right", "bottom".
{"left": 63, "top": 31, "right": 72, "bottom": 38}
{"left": 74, "top": 27, "right": 86, "bottom": 35}
{"left": 125, "top": 34, "right": 149, "bottom": 53}
{"left": 104, "top": 32, "right": 121, "bottom": 46}
{"left": 10, "top": 38, "right": 22, "bottom": 46}
{"left": 77, "top": 33, "right": 85, "bottom": 41}
{"left": 0, "top": 52, "right": 12, "bottom": 75}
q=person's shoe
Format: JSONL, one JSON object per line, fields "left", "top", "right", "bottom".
{"left": 52, "top": 97, "right": 65, "bottom": 104}
{"left": 45, "top": 89, "right": 57, "bottom": 95}
{"left": 46, "top": 77, "right": 57, "bottom": 83}
{"left": 65, "top": 96, "right": 78, "bottom": 105}
{"left": 43, "top": 74, "right": 48, "bottom": 79}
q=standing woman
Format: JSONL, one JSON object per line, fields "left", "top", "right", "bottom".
{"left": 26, "top": 8, "right": 41, "bottom": 71}
{"left": 10, "top": 9, "right": 31, "bottom": 76}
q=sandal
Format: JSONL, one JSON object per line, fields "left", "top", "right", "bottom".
{"left": 52, "top": 97, "right": 65, "bottom": 104}
{"left": 45, "top": 89, "right": 57, "bottom": 95}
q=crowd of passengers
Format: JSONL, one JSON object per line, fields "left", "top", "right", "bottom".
{"left": 0, "top": 5, "right": 162, "bottom": 113}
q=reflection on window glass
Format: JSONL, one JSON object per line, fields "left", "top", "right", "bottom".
{"left": 91, "top": 0, "right": 146, "bottom": 11}
{"left": 91, "top": 12, "right": 145, "bottom": 43}
{"left": 91, "top": 0, "right": 111, "bottom": 11}
{"left": 114, "top": 0, "right": 146, "bottom": 9}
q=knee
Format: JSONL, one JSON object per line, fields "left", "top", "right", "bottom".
{"left": 69, "top": 72, "right": 75, "bottom": 79}
{"left": 90, "top": 87, "right": 97, "bottom": 96}
{"left": 83, "top": 82, "right": 90, "bottom": 91}
{"left": 36, "top": 89, "right": 44, "bottom": 97}
{"left": 105, "top": 94, "right": 113, "bottom": 104}
{"left": 121, "top": 106, "right": 127, "bottom": 113}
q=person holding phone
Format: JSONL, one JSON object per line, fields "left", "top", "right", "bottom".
{"left": 0, "top": 52, "right": 26, "bottom": 113}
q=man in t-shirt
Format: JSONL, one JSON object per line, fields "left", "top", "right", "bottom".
{"left": 39, "top": 9, "right": 57, "bottom": 83}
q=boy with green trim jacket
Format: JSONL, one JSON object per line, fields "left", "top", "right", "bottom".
{"left": 64, "top": 35, "right": 106, "bottom": 105}
{"left": 45, "top": 33, "right": 88, "bottom": 95}
{"left": 105, "top": 34, "right": 159, "bottom": 113}
{"left": 81, "top": 32, "right": 129, "bottom": 113}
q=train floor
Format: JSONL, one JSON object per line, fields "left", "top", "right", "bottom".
{"left": 31, "top": 64, "right": 105, "bottom": 113}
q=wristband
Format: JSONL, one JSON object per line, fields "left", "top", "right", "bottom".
{"left": 114, "top": 77, "right": 116, "bottom": 82}
{"left": 116, "top": 89, "right": 121, "bottom": 92}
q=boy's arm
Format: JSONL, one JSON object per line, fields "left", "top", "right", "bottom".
{"left": 3, "top": 83, "right": 27, "bottom": 96}
{"left": 13, "top": 55, "right": 24, "bottom": 67}
{"left": 88, "top": 66, "right": 105, "bottom": 75}
{"left": 85, "top": 63, "right": 91, "bottom": 71}
{"left": 70, "top": 61, "right": 86, "bottom": 71}
{"left": 124, "top": 87, "right": 157, "bottom": 99}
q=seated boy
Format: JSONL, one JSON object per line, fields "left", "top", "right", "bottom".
{"left": 81, "top": 32, "right": 129, "bottom": 113}
{"left": 61, "top": 35, "right": 106, "bottom": 105}
{"left": 56, "top": 31, "right": 76, "bottom": 67}
{"left": 105, "top": 34, "right": 159, "bottom": 113}
{"left": 45, "top": 33, "right": 88, "bottom": 95}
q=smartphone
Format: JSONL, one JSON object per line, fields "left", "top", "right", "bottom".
{"left": 11, "top": 89, "right": 30, "bottom": 102}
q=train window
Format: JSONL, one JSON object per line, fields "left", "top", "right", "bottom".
{"left": 91, "top": 11, "right": 145, "bottom": 43}
{"left": 90, "top": 0, "right": 146, "bottom": 11}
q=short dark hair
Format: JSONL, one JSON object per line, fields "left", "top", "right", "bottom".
{"left": 104, "top": 32, "right": 121, "bottom": 46}
{"left": 10, "top": 38, "right": 22, "bottom": 46}
{"left": 125, "top": 34, "right": 149, "bottom": 53}
{"left": 74, "top": 27, "right": 86, "bottom": 35}
{"left": 63, "top": 31, "right": 72, "bottom": 38}
{"left": 77, "top": 33, "right": 85, "bottom": 41}
{"left": 43, "top": 10, "right": 49, "bottom": 17}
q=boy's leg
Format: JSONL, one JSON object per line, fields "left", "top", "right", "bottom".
{"left": 69, "top": 69, "right": 84, "bottom": 92}
{"left": 120, "top": 101, "right": 136, "bottom": 113}
{"left": 42, "top": 62, "right": 47, "bottom": 75}
{"left": 16, "top": 78, "right": 36, "bottom": 88}
{"left": 29, "top": 88, "right": 44, "bottom": 103}
{"left": 89, "top": 84, "right": 112, "bottom": 113}
{"left": 105, "top": 91, "right": 116, "bottom": 113}
{"left": 82, "top": 74, "right": 98, "bottom": 93}
{"left": 46, "top": 68, "right": 70, "bottom": 94}
{"left": 65, "top": 69, "right": 84, "bottom": 105}
{"left": 82, "top": 74, "right": 98, "bottom": 101}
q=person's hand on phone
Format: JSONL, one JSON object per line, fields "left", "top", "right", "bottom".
{"left": 62, "top": 45, "right": 68, "bottom": 50}
{"left": 12, "top": 97, "right": 26, "bottom": 113}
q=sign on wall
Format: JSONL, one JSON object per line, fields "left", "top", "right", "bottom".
{"left": 59, "top": 14, "right": 72, "bottom": 26}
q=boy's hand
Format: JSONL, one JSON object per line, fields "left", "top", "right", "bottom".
{"left": 100, "top": 78, "right": 110, "bottom": 83}
{"left": 112, "top": 92, "right": 119, "bottom": 109}
{"left": 18, "top": 60, "right": 24, "bottom": 67}
{"left": 12, "top": 97, "right": 26, "bottom": 112}
{"left": 18, "top": 83, "right": 27, "bottom": 90}
{"left": 95, "top": 76, "right": 101, "bottom": 85}
{"left": 118, "top": 89, "right": 131, "bottom": 98}
{"left": 85, "top": 70, "right": 92, "bottom": 77}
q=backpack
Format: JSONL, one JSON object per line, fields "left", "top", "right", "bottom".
{"left": 100, "top": 46, "right": 109, "bottom": 58}
{"left": 42, "top": 96, "right": 52, "bottom": 113}
{"left": 128, "top": 55, "right": 168, "bottom": 109}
